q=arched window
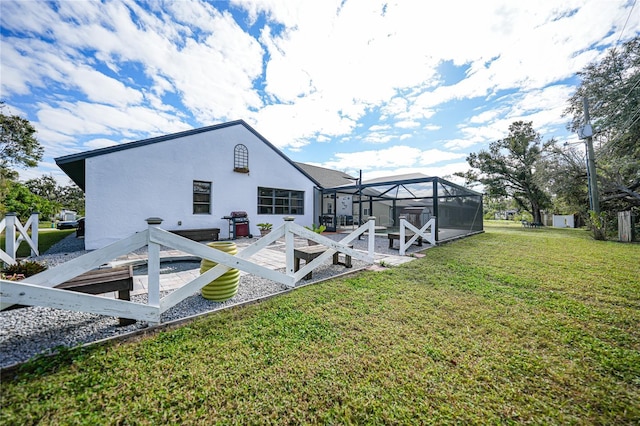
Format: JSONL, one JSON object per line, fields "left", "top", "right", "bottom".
{"left": 234, "top": 144, "right": 249, "bottom": 172}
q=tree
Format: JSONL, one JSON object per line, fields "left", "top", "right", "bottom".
{"left": 25, "top": 175, "right": 59, "bottom": 202}
{"left": 0, "top": 103, "right": 43, "bottom": 174}
{"left": 1, "top": 103, "right": 44, "bottom": 213}
{"left": 535, "top": 144, "right": 589, "bottom": 216}
{"left": 58, "top": 181, "right": 85, "bottom": 215}
{"left": 564, "top": 36, "right": 640, "bottom": 211}
{"left": 459, "top": 121, "right": 552, "bottom": 223}
{"left": 3, "top": 182, "right": 59, "bottom": 221}
{"left": 25, "top": 175, "right": 85, "bottom": 217}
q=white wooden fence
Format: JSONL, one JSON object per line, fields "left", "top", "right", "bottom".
{"left": 0, "top": 212, "right": 39, "bottom": 265}
{"left": 398, "top": 216, "right": 436, "bottom": 256}
{"left": 0, "top": 217, "right": 376, "bottom": 325}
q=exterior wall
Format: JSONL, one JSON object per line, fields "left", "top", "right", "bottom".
{"left": 553, "top": 214, "right": 575, "bottom": 228}
{"left": 370, "top": 201, "right": 394, "bottom": 227}
{"left": 84, "top": 124, "right": 316, "bottom": 249}
{"left": 58, "top": 209, "right": 77, "bottom": 221}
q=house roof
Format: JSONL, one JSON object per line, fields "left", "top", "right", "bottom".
{"left": 55, "top": 120, "right": 320, "bottom": 191}
{"left": 325, "top": 172, "right": 483, "bottom": 198}
{"left": 294, "top": 162, "right": 356, "bottom": 188}
{"left": 361, "top": 172, "right": 430, "bottom": 185}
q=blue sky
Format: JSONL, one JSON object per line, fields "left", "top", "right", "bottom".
{"left": 1, "top": 0, "right": 639, "bottom": 185}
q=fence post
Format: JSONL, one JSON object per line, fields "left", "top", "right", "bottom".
{"left": 367, "top": 216, "right": 376, "bottom": 257}
{"left": 399, "top": 215, "right": 407, "bottom": 256}
{"left": 618, "top": 211, "right": 633, "bottom": 242}
{"left": 146, "top": 217, "right": 163, "bottom": 313}
{"left": 283, "top": 216, "right": 295, "bottom": 278}
{"left": 30, "top": 212, "right": 39, "bottom": 258}
{"left": 5, "top": 213, "right": 17, "bottom": 260}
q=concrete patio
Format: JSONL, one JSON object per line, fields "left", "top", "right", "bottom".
{"left": 109, "top": 235, "right": 420, "bottom": 296}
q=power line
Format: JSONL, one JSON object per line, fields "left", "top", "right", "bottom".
{"left": 596, "top": 2, "right": 640, "bottom": 128}
{"left": 610, "top": 105, "right": 640, "bottom": 137}
{"left": 608, "top": 75, "right": 640, "bottom": 116}
{"left": 626, "top": 108, "right": 640, "bottom": 129}
{"left": 616, "top": 0, "right": 637, "bottom": 46}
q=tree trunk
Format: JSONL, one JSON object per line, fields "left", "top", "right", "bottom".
{"left": 531, "top": 201, "right": 542, "bottom": 224}
{"left": 533, "top": 209, "right": 542, "bottom": 224}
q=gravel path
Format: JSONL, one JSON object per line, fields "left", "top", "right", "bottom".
{"left": 1, "top": 232, "right": 422, "bottom": 369}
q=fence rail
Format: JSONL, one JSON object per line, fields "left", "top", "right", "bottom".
{"left": 1, "top": 217, "right": 376, "bottom": 325}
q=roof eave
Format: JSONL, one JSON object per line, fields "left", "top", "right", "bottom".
{"left": 54, "top": 120, "right": 321, "bottom": 190}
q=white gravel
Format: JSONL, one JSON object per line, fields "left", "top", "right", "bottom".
{"left": 1, "top": 232, "right": 420, "bottom": 369}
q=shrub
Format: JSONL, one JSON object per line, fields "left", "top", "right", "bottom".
{"left": 305, "top": 223, "right": 326, "bottom": 233}
{"left": 2, "top": 260, "right": 47, "bottom": 278}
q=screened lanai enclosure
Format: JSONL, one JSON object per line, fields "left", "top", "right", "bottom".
{"left": 316, "top": 174, "right": 483, "bottom": 243}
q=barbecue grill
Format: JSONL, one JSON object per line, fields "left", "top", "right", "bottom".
{"left": 222, "top": 211, "right": 252, "bottom": 239}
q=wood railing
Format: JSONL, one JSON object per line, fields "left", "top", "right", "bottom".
{"left": 0, "top": 212, "right": 39, "bottom": 265}
{"left": 1, "top": 217, "right": 376, "bottom": 325}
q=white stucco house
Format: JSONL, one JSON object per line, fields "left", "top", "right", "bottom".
{"left": 56, "top": 120, "right": 321, "bottom": 250}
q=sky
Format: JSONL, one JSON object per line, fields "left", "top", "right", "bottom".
{"left": 1, "top": 0, "right": 639, "bottom": 187}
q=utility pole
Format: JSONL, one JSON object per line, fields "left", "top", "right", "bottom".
{"left": 581, "top": 97, "right": 600, "bottom": 214}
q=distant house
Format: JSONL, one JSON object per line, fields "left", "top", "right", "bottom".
{"left": 56, "top": 120, "right": 320, "bottom": 250}
{"left": 57, "top": 209, "right": 77, "bottom": 221}
{"left": 494, "top": 209, "right": 518, "bottom": 220}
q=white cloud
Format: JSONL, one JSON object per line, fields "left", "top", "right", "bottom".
{"left": 72, "top": 67, "right": 143, "bottom": 106}
{"left": 84, "top": 138, "right": 119, "bottom": 149}
{"left": 32, "top": 101, "right": 192, "bottom": 158}
{"left": 382, "top": 161, "right": 472, "bottom": 181}
{"left": 3, "top": 0, "right": 266, "bottom": 124}
{"left": 319, "top": 144, "right": 467, "bottom": 175}
{"left": 250, "top": 94, "right": 358, "bottom": 149}
{"left": 454, "top": 83, "right": 579, "bottom": 150}
{"left": 419, "top": 149, "right": 467, "bottom": 165}
{"left": 2, "top": 0, "right": 638, "bottom": 182}
{"left": 469, "top": 108, "right": 506, "bottom": 125}
{"left": 443, "top": 137, "right": 483, "bottom": 150}
{"left": 369, "top": 124, "right": 390, "bottom": 131}
{"left": 395, "top": 120, "right": 420, "bottom": 129}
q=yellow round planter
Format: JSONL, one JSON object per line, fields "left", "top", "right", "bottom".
{"left": 200, "top": 241, "right": 240, "bottom": 302}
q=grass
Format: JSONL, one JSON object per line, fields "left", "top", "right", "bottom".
{"left": 0, "top": 227, "right": 75, "bottom": 258}
{"left": 1, "top": 221, "right": 639, "bottom": 424}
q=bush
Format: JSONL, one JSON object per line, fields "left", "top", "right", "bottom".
{"left": 2, "top": 260, "right": 47, "bottom": 278}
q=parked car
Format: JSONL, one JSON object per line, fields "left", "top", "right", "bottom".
{"left": 57, "top": 218, "right": 82, "bottom": 229}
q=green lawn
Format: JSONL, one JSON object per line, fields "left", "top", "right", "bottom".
{"left": 0, "top": 227, "right": 75, "bottom": 259}
{"left": 1, "top": 222, "right": 639, "bottom": 424}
